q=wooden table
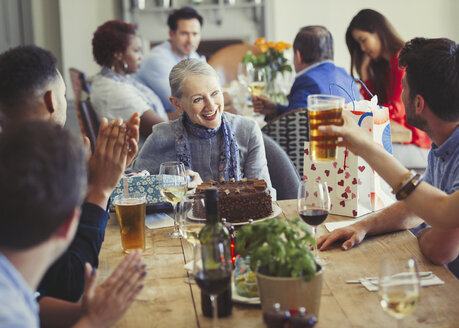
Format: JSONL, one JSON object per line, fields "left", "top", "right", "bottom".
{"left": 99, "top": 200, "right": 459, "bottom": 327}
{"left": 391, "top": 120, "right": 412, "bottom": 144}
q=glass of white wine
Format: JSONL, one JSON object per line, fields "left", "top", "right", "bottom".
{"left": 159, "top": 161, "right": 187, "bottom": 239}
{"left": 248, "top": 67, "right": 267, "bottom": 98}
{"left": 378, "top": 256, "right": 421, "bottom": 327}
{"left": 237, "top": 62, "right": 253, "bottom": 88}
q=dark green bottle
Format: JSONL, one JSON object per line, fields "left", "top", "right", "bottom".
{"left": 199, "top": 187, "right": 232, "bottom": 318}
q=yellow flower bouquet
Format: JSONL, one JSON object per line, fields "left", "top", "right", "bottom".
{"left": 242, "top": 37, "right": 293, "bottom": 79}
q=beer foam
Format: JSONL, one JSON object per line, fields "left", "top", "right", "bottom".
{"left": 115, "top": 198, "right": 145, "bottom": 206}
{"left": 308, "top": 103, "right": 342, "bottom": 111}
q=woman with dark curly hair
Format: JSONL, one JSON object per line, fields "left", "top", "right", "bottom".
{"left": 91, "top": 20, "right": 167, "bottom": 145}
{"left": 346, "top": 9, "right": 431, "bottom": 168}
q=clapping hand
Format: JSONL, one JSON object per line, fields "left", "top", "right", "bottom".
{"left": 85, "top": 115, "right": 139, "bottom": 209}
{"left": 124, "top": 112, "right": 140, "bottom": 166}
{"left": 74, "top": 251, "right": 146, "bottom": 328}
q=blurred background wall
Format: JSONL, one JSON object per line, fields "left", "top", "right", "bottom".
{"left": 2, "top": 0, "right": 459, "bottom": 97}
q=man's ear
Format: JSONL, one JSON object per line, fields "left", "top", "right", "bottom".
{"left": 168, "top": 29, "right": 174, "bottom": 40}
{"left": 55, "top": 207, "right": 81, "bottom": 241}
{"left": 170, "top": 96, "right": 184, "bottom": 113}
{"left": 295, "top": 49, "right": 303, "bottom": 64}
{"left": 43, "top": 90, "right": 55, "bottom": 115}
{"left": 415, "top": 94, "right": 425, "bottom": 115}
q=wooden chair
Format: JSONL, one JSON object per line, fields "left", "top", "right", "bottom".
{"left": 208, "top": 43, "right": 261, "bottom": 85}
{"left": 78, "top": 99, "right": 99, "bottom": 154}
{"left": 69, "top": 68, "right": 91, "bottom": 138}
{"left": 261, "top": 107, "right": 309, "bottom": 177}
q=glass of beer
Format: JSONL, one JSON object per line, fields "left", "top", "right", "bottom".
{"left": 307, "top": 94, "right": 344, "bottom": 161}
{"left": 113, "top": 193, "right": 146, "bottom": 253}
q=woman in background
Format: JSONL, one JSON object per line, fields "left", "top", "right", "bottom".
{"left": 346, "top": 9, "right": 431, "bottom": 167}
{"left": 91, "top": 20, "right": 168, "bottom": 147}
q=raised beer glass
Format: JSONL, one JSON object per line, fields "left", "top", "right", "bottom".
{"left": 307, "top": 94, "right": 344, "bottom": 161}
{"left": 113, "top": 193, "right": 146, "bottom": 253}
{"left": 159, "top": 161, "right": 188, "bottom": 239}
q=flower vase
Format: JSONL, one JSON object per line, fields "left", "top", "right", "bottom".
{"left": 264, "top": 70, "right": 288, "bottom": 106}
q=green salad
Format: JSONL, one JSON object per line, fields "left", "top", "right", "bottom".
{"left": 235, "top": 271, "right": 259, "bottom": 298}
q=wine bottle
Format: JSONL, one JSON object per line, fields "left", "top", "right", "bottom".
{"left": 199, "top": 187, "right": 233, "bottom": 318}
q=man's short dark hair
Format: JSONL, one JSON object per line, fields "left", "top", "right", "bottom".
{"left": 0, "top": 46, "right": 58, "bottom": 117}
{"left": 167, "top": 6, "right": 203, "bottom": 31}
{"left": 293, "top": 26, "right": 334, "bottom": 64}
{"left": 399, "top": 37, "right": 459, "bottom": 121}
{"left": 0, "top": 121, "right": 87, "bottom": 249}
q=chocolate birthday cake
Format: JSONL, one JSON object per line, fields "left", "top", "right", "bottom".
{"left": 194, "top": 178, "right": 273, "bottom": 223}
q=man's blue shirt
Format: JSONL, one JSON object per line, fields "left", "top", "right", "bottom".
{"left": 277, "top": 61, "right": 360, "bottom": 115}
{"left": 421, "top": 125, "right": 459, "bottom": 276}
{"left": 0, "top": 253, "right": 39, "bottom": 327}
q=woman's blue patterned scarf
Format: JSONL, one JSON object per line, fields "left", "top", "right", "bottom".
{"left": 175, "top": 113, "right": 241, "bottom": 180}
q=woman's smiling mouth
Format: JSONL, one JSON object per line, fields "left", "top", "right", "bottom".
{"left": 201, "top": 109, "right": 218, "bottom": 121}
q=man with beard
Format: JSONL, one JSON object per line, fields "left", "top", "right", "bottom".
{"left": 317, "top": 37, "right": 459, "bottom": 277}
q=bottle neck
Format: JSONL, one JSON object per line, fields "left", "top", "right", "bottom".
{"left": 205, "top": 187, "right": 219, "bottom": 224}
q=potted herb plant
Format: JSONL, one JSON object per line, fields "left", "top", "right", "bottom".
{"left": 235, "top": 217, "right": 323, "bottom": 317}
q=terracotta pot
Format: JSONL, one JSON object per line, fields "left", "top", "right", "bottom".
{"left": 256, "top": 268, "right": 323, "bottom": 317}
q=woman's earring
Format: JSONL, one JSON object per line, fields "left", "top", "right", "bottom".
{"left": 123, "top": 61, "right": 128, "bottom": 71}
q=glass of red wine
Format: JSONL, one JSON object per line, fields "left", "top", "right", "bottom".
{"left": 193, "top": 237, "right": 232, "bottom": 328}
{"left": 297, "top": 180, "right": 330, "bottom": 266}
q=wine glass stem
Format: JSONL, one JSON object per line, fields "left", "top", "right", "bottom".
{"left": 312, "top": 226, "right": 318, "bottom": 259}
{"left": 173, "top": 202, "right": 179, "bottom": 234}
{"left": 210, "top": 294, "right": 218, "bottom": 328}
{"left": 191, "top": 243, "right": 198, "bottom": 273}
{"left": 397, "top": 318, "right": 403, "bottom": 328}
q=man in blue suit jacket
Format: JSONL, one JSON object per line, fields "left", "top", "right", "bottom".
{"left": 253, "top": 26, "right": 360, "bottom": 118}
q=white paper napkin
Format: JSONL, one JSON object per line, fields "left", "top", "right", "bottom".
{"left": 357, "top": 273, "right": 445, "bottom": 292}
{"left": 325, "top": 219, "right": 357, "bottom": 232}
{"left": 145, "top": 213, "right": 174, "bottom": 229}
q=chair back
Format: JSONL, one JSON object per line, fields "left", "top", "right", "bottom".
{"left": 261, "top": 107, "right": 309, "bottom": 177}
{"left": 78, "top": 99, "right": 99, "bottom": 154}
{"left": 69, "top": 68, "right": 92, "bottom": 138}
{"left": 262, "top": 134, "right": 300, "bottom": 201}
{"left": 208, "top": 43, "right": 261, "bottom": 85}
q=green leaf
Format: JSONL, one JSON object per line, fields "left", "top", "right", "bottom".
{"left": 236, "top": 218, "right": 317, "bottom": 280}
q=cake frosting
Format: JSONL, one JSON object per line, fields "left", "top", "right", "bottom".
{"left": 194, "top": 178, "right": 273, "bottom": 223}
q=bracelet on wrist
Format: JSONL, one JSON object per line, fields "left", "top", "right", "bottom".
{"left": 395, "top": 173, "right": 422, "bottom": 201}
{"left": 392, "top": 171, "right": 416, "bottom": 195}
